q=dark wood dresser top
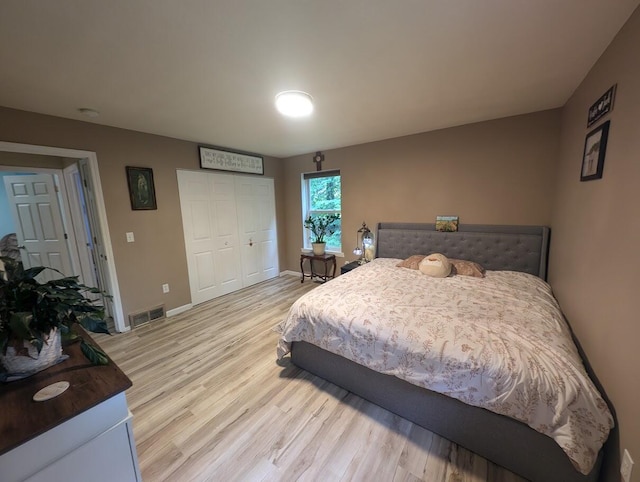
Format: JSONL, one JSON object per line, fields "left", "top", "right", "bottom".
{"left": 0, "top": 332, "right": 131, "bottom": 455}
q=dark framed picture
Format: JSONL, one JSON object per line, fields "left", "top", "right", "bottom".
{"left": 580, "top": 121, "right": 610, "bottom": 182}
{"left": 126, "top": 166, "right": 157, "bottom": 210}
{"left": 587, "top": 84, "right": 616, "bottom": 127}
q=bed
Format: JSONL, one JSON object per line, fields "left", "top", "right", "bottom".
{"left": 277, "top": 223, "right": 613, "bottom": 482}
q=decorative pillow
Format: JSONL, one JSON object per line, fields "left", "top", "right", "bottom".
{"left": 396, "top": 255, "right": 426, "bottom": 270}
{"left": 449, "top": 258, "right": 486, "bottom": 278}
{"left": 418, "top": 253, "right": 452, "bottom": 278}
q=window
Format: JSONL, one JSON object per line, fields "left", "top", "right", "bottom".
{"left": 302, "top": 170, "right": 341, "bottom": 252}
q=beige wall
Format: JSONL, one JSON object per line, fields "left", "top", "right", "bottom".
{"left": 0, "top": 107, "right": 285, "bottom": 327}
{"left": 549, "top": 7, "right": 640, "bottom": 482}
{"left": 0, "top": 151, "right": 64, "bottom": 169}
{"left": 282, "top": 109, "right": 561, "bottom": 272}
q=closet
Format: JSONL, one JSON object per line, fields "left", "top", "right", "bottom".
{"left": 177, "top": 170, "right": 278, "bottom": 305}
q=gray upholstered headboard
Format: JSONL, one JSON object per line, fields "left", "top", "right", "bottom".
{"left": 376, "top": 223, "right": 550, "bottom": 280}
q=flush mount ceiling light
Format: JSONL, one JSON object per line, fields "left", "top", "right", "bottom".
{"left": 78, "top": 107, "right": 100, "bottom": 118}
{"left": 275, "top": 91, "right": 314, "bottom": 118}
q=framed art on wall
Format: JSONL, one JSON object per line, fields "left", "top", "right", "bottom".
{"left": 199, "top": 146, "right": 264, "bottom": 175}
{"left": 587, "top": 84, "right": 616, "bottom": 127}
{"left": 580, "top": 121, "right": 610, "bottom": 182}
{"left": 126, "top": 166, "right": 157, "bottom": 210}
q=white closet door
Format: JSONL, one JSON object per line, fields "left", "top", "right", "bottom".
{"left": 236, "top": 176, "right": 278, "bottom": 286}
{"left": 253, "top": 177, "right": 278, "bottom": 282}
{"left": 178, "top": 170, "right": 278, "bottom": 305}
{"left": 211, "top": 174, "right": 243, "bottom": 296}
{"left": 178, "top": 171, "right": 217, "bottom": 304}
{"left": 177, "top": 170, "right": 242, "bottom": 305}
{"left": 235, "top": 177, "right": 261, "bottom": 287}
{"left": 235, "top": 176, "right": 278, "bottom": 287}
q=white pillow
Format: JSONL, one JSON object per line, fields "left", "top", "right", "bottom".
{"left": 419, "top": 253, "right": 451, "bottom": 278}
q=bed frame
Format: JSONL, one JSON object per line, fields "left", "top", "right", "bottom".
{"left": 290, "top": 223, "right": 605, "bottom": 482}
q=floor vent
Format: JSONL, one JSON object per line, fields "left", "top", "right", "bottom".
{"left": 129, "top": 305, "right": 165, "bottom": 328}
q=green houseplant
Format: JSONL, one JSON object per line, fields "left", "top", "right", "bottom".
{"left": 0, "top": 256, "right": 110, "bottom": 378}
{"left": 304, "top": 213, "right": 341, "bottom": 255}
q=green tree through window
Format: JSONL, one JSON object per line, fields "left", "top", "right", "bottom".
{"left": 303, "top": 171, "right": 341, "bottom": 250}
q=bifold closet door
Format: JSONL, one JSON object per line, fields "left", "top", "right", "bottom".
{"left": 177, "top": 170, "right": 243, "bottom": 305}
{"left": 178, "top": 170, "right": 278, "bottom": 305}
{"left": 235, "top": 176, "right": 278, "bottom": 287}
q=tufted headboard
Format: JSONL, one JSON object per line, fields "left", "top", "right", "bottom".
{"left": 376, "top": 223, "right": 550, "bottom": 280}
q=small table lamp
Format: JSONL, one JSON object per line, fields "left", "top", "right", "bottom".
{"left": 353, "top": 222, "right": 375, "bottom": 264}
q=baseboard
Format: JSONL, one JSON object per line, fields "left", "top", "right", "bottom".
{"left": 279, "top": 270, "right": 300, "bottom": 277}
{"left": 166, "top": 303, "right": 193, "bottom": 317}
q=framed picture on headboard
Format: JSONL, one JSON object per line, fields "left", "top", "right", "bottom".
{"left": 435, "top": 215, "right": 459, "bottom": 232}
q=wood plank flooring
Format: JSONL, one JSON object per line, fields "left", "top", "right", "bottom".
{"left": 96, "top": 276, "right": 525, "bottom": 482}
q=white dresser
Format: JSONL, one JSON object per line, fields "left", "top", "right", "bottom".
{"left": 0, "top": 337, "right": 141, "bottom": 482}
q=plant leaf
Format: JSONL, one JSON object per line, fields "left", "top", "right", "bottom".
{"left": 22, "top": 266, "right": 47, "bottom": 279}
{"left": 80, "top": 339, "right": 109, "bottom": 365}
{"left": 8, "top": 312, "right": 33, "bottom": 341}
{"left": 61, "top": 331, "right": 79, "bottom": 344}
{"left": 79, "top": 315, "right": 110, "bottom": 335}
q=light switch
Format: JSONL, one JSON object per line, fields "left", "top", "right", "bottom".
{"left": 126, "top": 232, "right": 135, "bottom": 243}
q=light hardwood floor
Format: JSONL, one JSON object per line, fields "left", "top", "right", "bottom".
{"left": 96, "top": 276, "right": 525, "bottom": 482}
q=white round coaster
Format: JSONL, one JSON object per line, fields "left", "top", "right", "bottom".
{"left": 33, "top": 381, "right": 70, "bottom": 402}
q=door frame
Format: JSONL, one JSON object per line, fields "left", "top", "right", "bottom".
{"left": 0, "top": 141, "right": 126, "bottom": 332}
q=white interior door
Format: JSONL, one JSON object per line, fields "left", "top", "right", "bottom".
{"left": 178, "top": 170, "right": 242, "bottom": 305}
{"left": 178, "top": 171, "right": 278, "bottom": 305}
{"left": 3, "top": 174, "right": 73, "bottom": 279}
{"left": 63, "top": 164, "right": 100, "bottom": 298}
{"left": 78, "top": 159, "right": 115, "bottom": 319}
{"left": 256, "top": 179, "right": 279, "bottom": 281}
{"left": 178, "top": 170, "right": 218, "bottom": 304}
{"left": 211, "top": 173, "right": 243, "bottom": 296}
{"left": 235, "top": 177, "right": 262, "bottom": 287}
{"left": 235, "top": 176, "right": 278, "bottom": 287}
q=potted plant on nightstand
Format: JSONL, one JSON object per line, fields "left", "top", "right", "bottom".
{"left": 304, "top": 213, "right": 341, "bottom": 255}
{"left": 0, "top": 257, "right": 111, "bottom": 380}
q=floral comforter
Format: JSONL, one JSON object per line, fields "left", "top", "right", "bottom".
{"left": 277, "top": 258, "right": 613, "bottom": 475}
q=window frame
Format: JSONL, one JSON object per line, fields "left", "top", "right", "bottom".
{"left": 301, "top": 170, "right": 342, "bottom": 254}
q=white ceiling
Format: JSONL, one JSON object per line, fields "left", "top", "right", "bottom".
{"left": 0, "top": 1, "right": 638, "bottom": 158}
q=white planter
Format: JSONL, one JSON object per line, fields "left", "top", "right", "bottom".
{"left": 312, "top": 242, "right": 326, "bottom": 255}
{"left": 1, "top": 328, "right": 62, "bottom": 376}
